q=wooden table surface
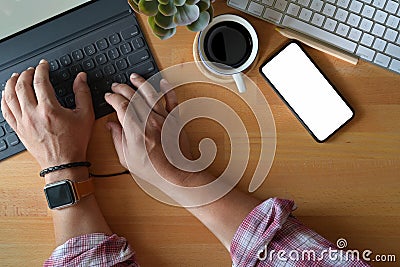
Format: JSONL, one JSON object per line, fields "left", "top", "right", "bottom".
{"left": 1, "top": 2, "right": 399, "bottom": 266}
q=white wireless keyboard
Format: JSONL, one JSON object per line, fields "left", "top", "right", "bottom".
{"left": 228, "top": 0, "right": 400, "bottom": 75}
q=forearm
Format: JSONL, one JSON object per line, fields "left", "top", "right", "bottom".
{"left": 179, "top": 171, "right": 262, "bottom": 250}
{"left": 45, "top": 168, "right": 112, "bottom": 246}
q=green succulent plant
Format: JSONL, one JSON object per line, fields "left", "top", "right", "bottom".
{"left": 128, "top": 0, "right": 214, "bottom": 40}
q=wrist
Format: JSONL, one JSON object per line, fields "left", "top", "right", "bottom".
{"left": 44, "top": 167, "right": 90, "bottom": 184}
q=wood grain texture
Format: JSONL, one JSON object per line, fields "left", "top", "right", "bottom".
{"left": 0, "top": 2, "right": 399, "bottom": 266}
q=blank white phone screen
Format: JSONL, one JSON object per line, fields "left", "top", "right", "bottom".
{"left": 261, "top": 43, "right": 353, "bottom": 142}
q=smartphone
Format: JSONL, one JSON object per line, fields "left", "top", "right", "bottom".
{"left": 260, "top": 41, "right": 354, "bottom": 142}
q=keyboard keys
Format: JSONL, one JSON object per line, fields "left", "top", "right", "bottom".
{"left": 349, "top": 1, "right": 363, "bottom": 13}
{"left": 70, "top": 64, "right": 82, "bottom": 76}
{"left": 372, "top": 38, "right": 387, "bottom": 52}
{"left": 389, "top": 59, "right": 400, "bottom": 73}
{"left": 0, "top": 112, "right": 5, "bottom": 123}
{"left": 373, "top": 10, "right": 387, "bottom": 23}
{"left": 336, "top": 23, "right": 350, "bottom": 37}
{"left": 55, "top": 86, "right": 68, "bottom": 97}
{"left": 322, "top": 3, "right": 336, "bottom": 17}
{"left": 95, "top": 53, "right": 108, "bottom": 65}
{"left": 337, "top": 0, "right": 350, "bottom": 9}
{"left": 310, "top": 0, "right": 323, "bottom": 12}
{"left": 263, "top": 8, "right": 283, "bottom": 23}
{"left": 385, "top": 1, "right": 399, "bottom": 14}
{"left": 0, "top": 140, "right": 7, "bottom": 151}
{"left": 60, "top": 55, "right": 72, "bottom": 66}
{"left": 248, "top": 2, "right": 264, "bottom": 16}
{"left": 335, "top": 8, "right": 348, "bottom": 21}
{"left": 84, "top": 44, "right": 96, "bottom": 56}
{"left": 82, "top": 59, "right": 96, "bottom": 71}
{"left": 282, "top": 16, "right": 357, "bottom": 52}
{"left": 64, "top": 94, "right": 76, "bottom": 108}
{"left": 127, "top": 50, "right": 150, "bottom": 66}
{"left": 374, "top": 53, "right": 390, "bottom": 67}
{"left": 359, "top": 18, "right": 373, "bottom": 31}
{"left": 60, "top": 69, "right": 71, "bottom": 81}
{"left": 116, "top": 59, "right": 128, "bottom": 70}
{"left": 49, "top": 60, "right": 60, "bottom": 72}
{"left": 356, "top": 45, "right": 376, "bottom": 60}
{"left": 127, "top": 61, "right": 155, "bottom": 77}
{"left": 362, "top": 5, "right": 376, "bottom": 19}
{"left": 274, "top": 0, "right": 288, "bottom": 12}
{"left": 372, "top": 0, "right": 385, "bottom": 9}
{"left": 347, "top": 13, "right": 361, "bottom": 27}
{"left": 104, "top": 64, "right": 116, "bottom": 76}
{"left": 228, "top": 0, "right": 249, "bottom": 9}
{"left": 384, "top": 29, "right": 398, "bottom": 42}
{"left": 120, "top": 43, "right": 132, "bottom": 55}
{"left": 387, "top": 15, "right": 399, "bottom": 28}
{"left": 72, "top": 49, "right": 84, "bottom": 61}
{"left": 323, "top": 18, "right": 337, "bottom": 31}
{"left": 385, "top": 43, "right": 400, "bottom": 60}
{"left": 311, "top": 13, "right": 325, "bottom": 26}
{"left": 96, "top": 39, "right": 109, "bottom": 50}
{"left": 372, "top": 24, "right": 385, "bottom": 37}
{"left": 0, "top": 126, "right": 5, "bottom": 137}
{"left": 5, "top": 123, "right": 14, "bottom": 133}
{"left": 88, "top": 70, "right": 104, "bottom": 80}
{"left": 132, "top": 37, "right": 144, "bottom": 49}
{"left": 121, "top": 26, "right": 139, "bottom": 40}
{"left": 6, "top": 133, "right": 19, "bottom": 146}
{"left": 108, "top": 48, "right": 120, "bottom": 60}
{"left": 109, "top": 33, "right": 121, "bottom": 45}
{"left": 287, "top": 3, "right": 300, "bottom": 16}
{"left": 349, "top": 28, "right": 362, "bottom": 41}
{"left": 299, "top": 8, "right": 312, "bottom": 21}
{"left": 361, "top": 33, "right": 375, "bottom": 46}
{"left": 113, "top": 74, "right": 127, "bottom": 83}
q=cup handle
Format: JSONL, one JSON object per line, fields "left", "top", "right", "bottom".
{"left": 233, "top": 73, "right": 246, "bottom": 93}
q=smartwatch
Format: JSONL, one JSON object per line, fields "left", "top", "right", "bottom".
{"left": 44, "top": 178, "right": 94, "bottom": 209}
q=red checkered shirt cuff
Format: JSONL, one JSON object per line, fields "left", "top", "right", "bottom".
{"left": 43, "top": 233, "right": 138, "bottom": 267}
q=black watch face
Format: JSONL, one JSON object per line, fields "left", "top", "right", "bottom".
{"left": 44, "top": 181, "right": 75, "bottom": 209}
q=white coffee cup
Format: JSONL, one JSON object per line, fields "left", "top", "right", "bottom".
{"left": 198, "top": 14, "right": 258, "bottom": 93}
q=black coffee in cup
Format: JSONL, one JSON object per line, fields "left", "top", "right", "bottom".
{"left": 204, "top": 21, "right": 253, "bottom": 69}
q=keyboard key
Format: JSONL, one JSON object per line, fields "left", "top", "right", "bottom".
{"left": 349, "top": 1, "right": 363, "bottom": 13}
{"left": 359, "top": 18, "right": 373, "bottom": 31}
{"left": 108, "top": 48, "right": 120, "bottom": 60}
{"left": 310, "top": 0, "right": 323, "bottom": 12}
{"left": 55, "top": 86, "right": 68, "bottom": 97}
{"left": 132, "top": 37, "right": 145, "bottom": 49}
{"left": 372, "top": 24, "right": 385, "bottom": 37}
{"left": 311, "top": 13, "right": 325, "bottom": 26}
{"left": 60, "top": 55, "right": 72, "bottom": 66}
{"left": 248, "top": 1, "right": 264, "bottom": 16}
{"left": 109, "top": 33, "right": 121, "bottom": 45}
{"left": 84, "top": 44, "right": 96, "bottom": 56}
{"left": 70, "top": 64, "right": 82, "bottom": 76}
{"left": 263, "top": 8, "right": 283, "bottom": 23}
{"left": 72, "top": 49, "right": 84, "bottom": 61}
{"left": 349, "top": 28, "right": 362, "bottom": 41}
{"left": 95, "top": 53, "right": 108, "bottom": 65}
{"left": 335, "top": 8, "right": 348, "bottom": 21}
{"left": 262, "top": 0, "right": 274, "bottom": 7}
{"left": 298, "top": 0, "right": 310, "bottom": 7}
{"left": 360, "top": 0, "right": 372, "bottom": 4}
{"left": 323, "top": 18, "right": 337, "bottom": 32}
{"left": 0, "top": 139, "right": 6, "bottom": 151}
{"left": 287, "top": 3, "right": 300, "bottom": 16}
{"left": 374, "top": 53, "right": 390, "bottom": 67}
{"left": 127, "top": 50, "right": 150, "bottom": 66}
{"left": 387, "top": 15, "right": 399, "bottom": 28}
{"left": 113, "top": 74, "right": 127, "bottom": 84}
{"left": 384, "top": 29, "right": 398, "bottom": 42}
{"left": 64, "top": 94, "right": 76, "bottom": 108}
{"left": 121, "top": 26, "right": 139, "bottom": 40}
{"left": 385, "top": 1, "right": 399, "bottom": 14}
{"left": 389, "top": 59, "right": 400, "bottom": 73}
{"left": 361, "top": 33, "right": 375, "bottom": 46}
{"left": 82, "top": 59, "right": 95, "bottom": 71}
{"left": 6, "top": 134, "right": 19, "bottom": 146}
{"left": 336, "top": 23, "right": 350, "bottom": 37}
{"left": 282, "top": 16, "right": 357, "bottom": 52}
{"left": 5, "top": 123, "right": 14, "bottom": 133}
{"left": 322, "top": 3, "right": 336, "bottom": 17}
{"left": 0, "top": 126, "right": 4, "bottom": 137}
{"left": 373, "top": 10, "right": 387, "bottom": 24}
{"left": 103, "top": 64, "right": 116, "bottom": 76}
{"left": 372, "top": 0, "right": 385, "bottom": 9}
{"left": 49, "top": 60, "right": 60, "bottom": 72}
{"left": 96, "top": 38, "right": 109, "bottom": 50}
{"left": 88, "top": 70, "right": 104, "bottom": 80}
{"left": 228, "top": 0, "right": 249, "bottom": 9}
{"left": 356, "top": 45, "right": 376, "bottom": 61}
{"left": 274, "top": 0, "right": 288, "bottom": 12}
{"left": 299, "top": 8, "right": 312, "bottom": 21}
{"left": 60, "top": 69, "right": 71, "bottom": 81}
{"left": 337, "top": 0, "right": 350, "bottom": 8}
{"left": 120, "top": 43, "right": 132, "bottom": 55}
{"left": 0, "top": 113, "right": 4, "bottom": 123}
{"left": 372, "top": 38, "right": 387, "bottom": 51}
{"left": 116, "top": 59, "right": 128, "bottom": 70}
{"left": 385, "top": 43, "right": 400, "bottom": 60}
{"left": 347, "top": 13, "right": 361, "bottom": 27}
{"left": 362, "top": 5, "right": 376, "bottom": 19}
{"left": 127, "top": 61, "right": 155, "bottom": 77}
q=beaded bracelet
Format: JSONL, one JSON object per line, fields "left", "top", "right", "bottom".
{"left": 40, "top": 161, "right": 91, "bottom": 177}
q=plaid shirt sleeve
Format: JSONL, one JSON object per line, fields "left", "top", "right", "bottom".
{"left": 230, "top": 198, "right": 371, "bottom": 267}
{"left": 43, "top": 233, "right": 138, "bottom": 267}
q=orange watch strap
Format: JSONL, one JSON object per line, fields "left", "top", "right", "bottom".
{"left": 73, "top": 178, "right": 95, "bottom": 201}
